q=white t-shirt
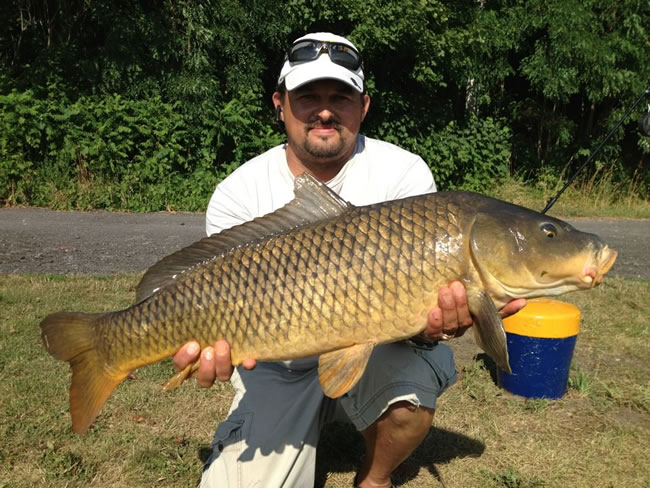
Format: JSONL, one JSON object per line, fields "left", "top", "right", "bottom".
{"left": 205, "top": 134, "right": 436, "bottom": 236}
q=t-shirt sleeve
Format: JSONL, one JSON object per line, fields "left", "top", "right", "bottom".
{"left": 204, "top": 146, "right": 293, "bottom": 237}
{"left": 387, "top": 155, "right": 437, "bottom": 200}
{"left": 205, "top": 174, "right": 255, "bottom": 236}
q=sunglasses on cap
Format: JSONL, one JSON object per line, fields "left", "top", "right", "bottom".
{"left": 286, "top": 40, "right": 363, "bottom": 72}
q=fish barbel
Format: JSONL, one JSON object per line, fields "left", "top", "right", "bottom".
{"left": 40, "top": 174, "right": 617, "bottom": 434}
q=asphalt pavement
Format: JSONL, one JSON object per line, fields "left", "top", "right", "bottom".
{"left": 0, "top": 207, "right": 648, "bottom": 280}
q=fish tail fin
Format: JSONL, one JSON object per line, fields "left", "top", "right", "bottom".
{"left": 40, "top": 312, "right": 126, "bottom": 434}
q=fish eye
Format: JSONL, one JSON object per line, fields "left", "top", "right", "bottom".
{"left": 540, "top": 223, "right": 557, "bottom": 238}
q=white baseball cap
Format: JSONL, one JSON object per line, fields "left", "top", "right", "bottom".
{"left": 277, "top": 32, "right": 365, "bottom": 93}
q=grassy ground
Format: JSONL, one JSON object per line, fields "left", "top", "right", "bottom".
{"left": 0, "top": 274, "right": 648, "bottom": 487}
{"left": 5, "top": 172, "right": 650, "bottom": 219}
{"left": 487, "top": 172, "right": 650, "bottom": 219}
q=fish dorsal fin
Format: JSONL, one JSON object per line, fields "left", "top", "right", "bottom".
{"left": 469, "top": 290, "right": 512, "bottom": 374}
{"left": 135, "top": 173, "right": 352, "bottom": 303}
{"left": 318, "top": 343, "right": 375, "bottom": 398}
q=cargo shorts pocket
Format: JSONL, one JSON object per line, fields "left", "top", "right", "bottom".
{"left": 202, "top": 413, "right": 254, "bottom": 483}
{"left": 417, "top": 344, "right": 457, "bottom": 395}
{"left": 211, "top": 412, "right": 253, "bottom": 455}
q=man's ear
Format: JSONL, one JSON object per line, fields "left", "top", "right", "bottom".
{"left": 272, "top": 91, "right": 285, "bottom": 127}
{"left": 272, "top": 91, "right": 284, "bottom": 116}
{"left": 360, "top": 94, "right": 371, "bottom": 122}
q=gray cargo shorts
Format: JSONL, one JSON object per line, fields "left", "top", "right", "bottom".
{"left": 199, "top": 342, "right": 456, "bottom": 488}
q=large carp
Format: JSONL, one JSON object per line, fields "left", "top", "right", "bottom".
{"left": 40, "top": 174, "right": 616, "bottom": 434}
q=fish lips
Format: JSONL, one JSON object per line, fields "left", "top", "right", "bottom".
{"left": 580, "top": 245, "right": 617, "bottom": 287}
{"left": 588, "top": 246, "right": 617, "bottom": 286}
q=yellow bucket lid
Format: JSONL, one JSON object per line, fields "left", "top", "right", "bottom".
{"left": 502, "top": 298, "right": 581, "bottom": 338}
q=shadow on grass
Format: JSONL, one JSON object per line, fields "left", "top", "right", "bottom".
{"left": 475, "top": 352, "right": 500, "bottom": 384}
{"left": 198, "top": 445, "right": 213, "bottom": 465}
{"left": 314, "top": 421, "right": 485, "bottom": 487}
{"left": 194, "top": 423, "right": 484, "bottom": 487}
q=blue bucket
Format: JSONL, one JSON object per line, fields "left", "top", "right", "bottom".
{"left": 498, "top": 298, "right": 580, "bottom": 399}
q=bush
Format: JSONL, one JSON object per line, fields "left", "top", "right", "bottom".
{"left": 0, "top": 89, "right": 47, "bottom": 204}
{"left": 1, "top": 0, "right": 648, "bottom": 209}
{"left": 418, "top": 116, "right": 512, "bottom": 191}
{"left": 0, "top": 87, "right": 283, "bottom": 210}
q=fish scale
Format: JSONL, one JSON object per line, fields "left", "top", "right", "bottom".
{"left": 145, "top": 197, "right": 441, "bottom": 362}
{"left": 124, "top": 192, "right": 446, "bottom": 361}
{"left": 40, "top": 174, "right": 616, "bottom": 434}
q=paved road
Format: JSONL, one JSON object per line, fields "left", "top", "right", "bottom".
{"left": 0, "top": 207, "right": 648, "bottom": 280}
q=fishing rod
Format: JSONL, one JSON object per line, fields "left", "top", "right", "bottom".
{"left": 541, "top": 84, "right": 650, "bottom": 214}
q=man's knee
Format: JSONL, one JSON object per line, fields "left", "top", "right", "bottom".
{"left": 382, "top": 400, "right": 435, "bottom": 434}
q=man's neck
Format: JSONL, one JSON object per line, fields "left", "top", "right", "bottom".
{"left": 285, "top": 143, "right": 357, "bottom": 182}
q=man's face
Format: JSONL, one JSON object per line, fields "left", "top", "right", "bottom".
{"left": 273, "top": 80, "right": 370, "bottom": 169}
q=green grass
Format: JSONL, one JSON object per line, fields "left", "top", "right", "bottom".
{"left": 0, "top": 274, "right": 649, "bottom": 487}
{"left": 567, "top": 366, "right": 594, "bottom": 395}
{"left": 488, "top": 172, "right": 650, "bottom": 219}
{"left": 6, "top": 169, "right": 650, "bottom": 219}
{"left": 477, "top": 468, "right": 546, "bottom": 488}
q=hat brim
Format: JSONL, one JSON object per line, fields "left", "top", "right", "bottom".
{"left": 281, "top": 55, "right": 364, "bottom": 93}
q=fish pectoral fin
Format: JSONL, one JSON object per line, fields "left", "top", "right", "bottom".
{"left": 318, "top": 343, "right": 375, "bottom": 398}
{"left": 161, "top": 359, "right": 201, "bottom": 392}
{"left": 468, "top": 290, "right": 512, "bottom": 374}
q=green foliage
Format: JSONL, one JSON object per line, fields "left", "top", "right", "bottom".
{"left": 0, "top": 89, "right": 45, "bottom": 202}
{"left": 472, "top": 0, "right": 650, "bottom": 177}
{"left": 421, "top": 116, "right": 512, "bottom": 190}
{"left": 0, "top": 87, "right": 282, "bottom": 210}
{"left": 521, "top": 399, "right": 552, "bottom": 413}
{"left": 0, "top": 0, "right": 648, "bottom": 210}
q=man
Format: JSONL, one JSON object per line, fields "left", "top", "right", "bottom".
{"left": 174, "top": 32, "right": 525, "bottom": 488}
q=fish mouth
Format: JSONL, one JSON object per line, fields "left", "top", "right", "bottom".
{"left": 582, "top": 246, "right": 617, "bottom": 286}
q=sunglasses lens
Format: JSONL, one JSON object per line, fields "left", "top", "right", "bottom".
{"left": 328, "top": 44, "right": 360, "bottom": 70}
{"left": 288, "top": 41, "right": 361, "bottom": 71}
{"left": 289, "top": 41, "right": 321, "bottom": 63}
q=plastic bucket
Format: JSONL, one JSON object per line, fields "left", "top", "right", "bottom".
{"left": 498, "top": 298, "right": 580, "bottom": 399}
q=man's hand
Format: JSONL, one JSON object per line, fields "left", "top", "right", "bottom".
{"left": 498, "top": 298, "right": 527, "bottom": 320}
{"left": 172, "top": 340, "right": 256, "bottom": 388}
{"left": 427, "top": 281, "right": 473, "bottom": 340}
{"left": 418, "top": 281, "right": 527, "bottom": 342}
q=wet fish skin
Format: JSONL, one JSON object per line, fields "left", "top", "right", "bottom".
{"left": 39, "top": 174, "right": 616, "bottom": 434}
{"left": 101, "top": 195, "right": 450, "bottom": 364}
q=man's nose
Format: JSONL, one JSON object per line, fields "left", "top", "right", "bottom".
{"left": 315, "top": 107, "right": 336, "bottom": 122}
